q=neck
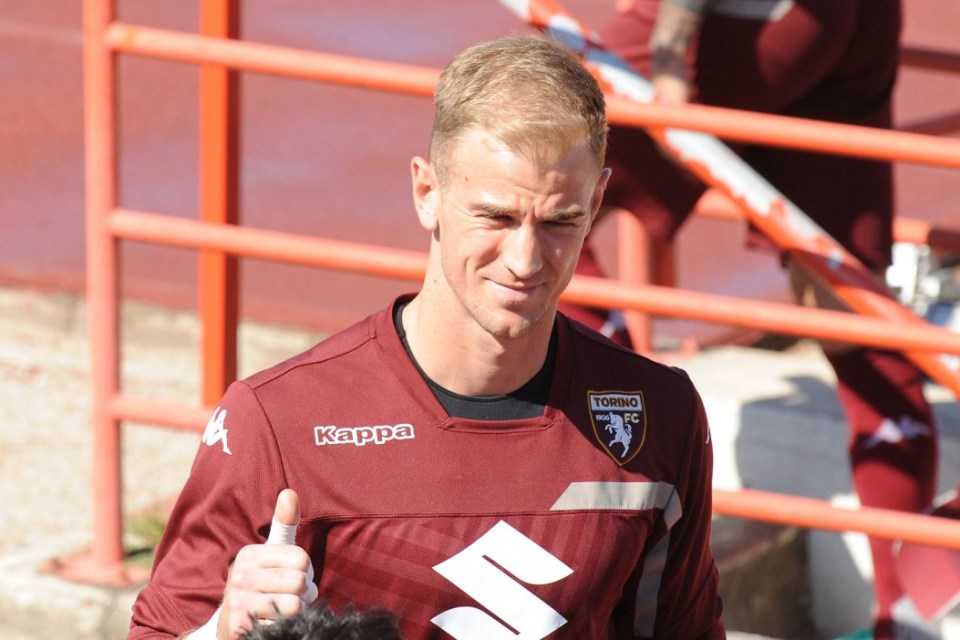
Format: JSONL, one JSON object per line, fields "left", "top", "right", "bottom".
{"left": 401, "top": 293, "right": 554, "bottom": 397}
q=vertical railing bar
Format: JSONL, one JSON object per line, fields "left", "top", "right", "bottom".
{"left": 617, "top": 210, "right": 653, "bottom": 353}
{"left": 82, "top": 0, "right": 125, "bottom": 582}
{"left": 199, "top": 0, "right": 240, "bottom": 406}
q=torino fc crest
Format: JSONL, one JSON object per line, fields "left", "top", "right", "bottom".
{"left": 588, "top": 391, "right": 646, "bottom": 466}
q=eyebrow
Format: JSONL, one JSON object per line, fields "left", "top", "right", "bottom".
{"left": 472, "top": 203, "right": 513, "bottom": 216}
{"left": 471, "top": 203, "right": 587, "bottom": 222}
{"left": 547, "top": 207, "right": 587, "bottom": 222}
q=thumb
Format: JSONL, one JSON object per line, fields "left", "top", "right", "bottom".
{"left": 266, "top": 488, "right": 300, "bottom": 545}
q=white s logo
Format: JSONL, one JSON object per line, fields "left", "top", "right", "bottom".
{"left": 431, "top": 521, "right": 572, "bottom": 639}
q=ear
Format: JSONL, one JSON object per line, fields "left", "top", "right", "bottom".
{"left": 585, "top": 167, "right": 612, "bottom": 236}
{"left": 411, "top": 156, "right": 440, "bottom": 232}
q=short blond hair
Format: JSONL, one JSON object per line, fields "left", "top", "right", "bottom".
{"left": 430, "top": 35, "right": 607, "bottom": 179}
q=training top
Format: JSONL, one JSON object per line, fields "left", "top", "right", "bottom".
{"left": 129, "top": 297, "right": 725, "bottom": 639}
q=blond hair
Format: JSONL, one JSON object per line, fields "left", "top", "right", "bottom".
{"left": 430, "top": 35, "right": 607, "bottom": 179}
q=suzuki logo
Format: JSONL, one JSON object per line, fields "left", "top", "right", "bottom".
{"left": 431, "top": 521, "right": 572, "bottom": 639}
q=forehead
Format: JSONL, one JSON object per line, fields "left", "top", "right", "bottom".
{"left": 442, "top": 128, "right": 601, "bottom": 192}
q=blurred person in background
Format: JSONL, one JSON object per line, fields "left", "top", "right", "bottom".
{"left": 559, "top": 1, "right": 939, "bottom": 637}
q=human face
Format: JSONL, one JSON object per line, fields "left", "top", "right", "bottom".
{"left": 412, "top": 128, "right": 610, "bottom": 341}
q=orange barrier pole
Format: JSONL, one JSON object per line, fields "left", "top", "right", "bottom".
{"left": 104, "top": 23, "right": 960, "bottom": 172}
{"left": 616, "top": 211, "right": 680, "bottom": 352}
{"left": 105, "top": 23, "right": 439, "bottom": 98}
{"left": 714, "top": 488, "right": 960, "bottom": 551}
{"left": 895, "top": 217, "right": 960, "bottom": 253}
{"left": 899, "top": 110, "right": 960, "bottom": 137}
{"left": 901, "top": 45, "right": 960, "bottom": 74}
{"left": 616, "top": 211, "right": 653, "bottom": 352}
{"left": 107, "top": 209, "right": 960, "bottom": 355}
{"left": 605, "top": 97, "right": 960, "bottom": 169}
{"left": 563, "top": 274, "right": 960, "bottom": 354}
{"left": 109, "top": 209, "right": 429, "bottom": 281}
{"left": 110, "top": 395, "right": 214, "bottom": 433}
{"left": 695, "top": 189, "right": 960, "bottom": 253}
{"left": 199, "top": 0, "right": 240, "bottom": 406}
{"left": 75, "top": 0, "right": 126, "bottom": 585}
{"left": 104, "top": 385, "right": 960, "bottom": 550}
{"left": 686, "top": 185, "right": 960, "bottom": 395}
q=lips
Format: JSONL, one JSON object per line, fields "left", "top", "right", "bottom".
{"left": 491, "top": 280, "right": 545, "bottom": 306}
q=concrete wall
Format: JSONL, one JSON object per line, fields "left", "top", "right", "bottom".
{"left": 683, "top": 344, "right": 960, "bottom": 637}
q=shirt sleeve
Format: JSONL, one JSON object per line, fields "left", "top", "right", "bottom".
{"left": 648, "top": 383, "right": 726, "bottom": 639}
{"left": 128, "top": 381, "right": 285, "bottom": 639}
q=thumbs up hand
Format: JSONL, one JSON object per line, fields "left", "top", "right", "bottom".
{"left": 216, "top": 489, "right": 317, "bottom": 640}
{"left": 265, "top": 488, "right": 301, "bottom": 545}
{"left": 266, "top": 489, "right": 319, "bottom": 605}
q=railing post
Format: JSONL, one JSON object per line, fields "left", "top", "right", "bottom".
{"left": 617, "top": 209, "right": 676, "bottom": 354}
{"left": 74, "top": 0, "right": 126, "bottom": 584}
{"left": 199, "top": 0, "right": 240, "bottom": 406}
{"left": 617, "top": 209, "right": 653, "bottom": 353}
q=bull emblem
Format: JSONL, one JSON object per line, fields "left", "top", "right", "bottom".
{"left": 588, "top": 391, "right": 646, "bottom": 466}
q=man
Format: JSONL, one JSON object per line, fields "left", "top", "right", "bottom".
{"left": 559, "top": 2, "right": 938, "bottom": 637}
{"left": 129, "top": 35, "right": 725, "bottom": 639}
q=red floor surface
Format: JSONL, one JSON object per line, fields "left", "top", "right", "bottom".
{"left": 3, "top": 1, "right": 960, "bottom": 341}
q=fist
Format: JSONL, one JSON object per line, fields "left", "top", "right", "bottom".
{"left": 217, "top": 489, "right": 318, "bottom": 639}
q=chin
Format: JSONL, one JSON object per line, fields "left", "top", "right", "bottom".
{"left": 480, "top": 309, "right": 546, "bottom": 341}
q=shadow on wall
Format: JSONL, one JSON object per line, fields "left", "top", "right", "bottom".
{"left": 733, "top": 373, "right": 871, "bottom": 638}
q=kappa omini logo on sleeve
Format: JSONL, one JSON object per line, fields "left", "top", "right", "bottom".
{"left": 588, "top": 391, "right": 647, "bottom": 466}
{"left": 202, "top": 406, "right": 232, "bottom": 455}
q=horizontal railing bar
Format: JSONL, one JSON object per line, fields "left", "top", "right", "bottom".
{"left": 564, "top": 274, "right": 960, "bottom": 354}
{"left": 109, "top": 208, "right": 428, "bottom": 281}
{"left": 104, "top": 23, "right": 960, "bottom": 170}
{"left": 901, "top": 45, "right": 960, "bottom": 74}
{"left": 107, "top": 391, "right": 960, "bottom": 551}
{"left": 110, "top": 394, "right": 212, "bottom": 433}
{"left": 899, "top": 110, "right": 960, "bottom": 137}
{"left": 105, "top": 22, "right": 438, "bottom": 97}
{"left": 693, "top": 189, "right": 960, "bottom": 253}
{"left": 108, "top": 208, "right": 960, "bottom": 354}
{"left": 606, "top": 95, "right": 960, "bottom": 170}
{"left": 714, "top": 488, "right": 960, "bottom": 550}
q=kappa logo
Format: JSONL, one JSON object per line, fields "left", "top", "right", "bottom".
{"left": 863, "top": 415, "right": 932, "bottom": 450}
{"left": 314, "top": 423, "right": 415, "bottom": 447}
{"left": 431, "top": 521, "right": 572, "bottom": 639}
{"left": 588, "top": 391, "right": 646, "bottom": 465}
{"left": 202, "top": 406, "right": 232, "bottom": 455}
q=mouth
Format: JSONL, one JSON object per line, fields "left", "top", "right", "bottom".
{"left": 491, "top": 280, "right": 543, "bottom": 304}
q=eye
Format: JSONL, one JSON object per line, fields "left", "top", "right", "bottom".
{"left": 473, "top": 208, "right": 517, "bottom": 227}
{"left": 544, "top": 214, "right": 584, "bottom": 229}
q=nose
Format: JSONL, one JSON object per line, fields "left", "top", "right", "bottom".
{"left": 501, "top": 223, "right": 543, "bottom": 280}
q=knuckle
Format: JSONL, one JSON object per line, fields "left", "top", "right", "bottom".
{"left": 271, "top": 593, "right": 302, "bottom": 617}
{"left": 273, "top": 568, "right": 307, "bottom": 594}
{"left": 293, "top": 549, "right": 311, "bottom": 572}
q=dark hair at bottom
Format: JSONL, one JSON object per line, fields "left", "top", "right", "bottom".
{"left": 241, "top": 601, "right": 404, "bottom": 640}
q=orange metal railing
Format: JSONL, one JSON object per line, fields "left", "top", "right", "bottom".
{"left": 78, "top": 0, "right": 960, "bottom": 585}
{"left": 199, "top": 0, "right": 240, "bottom": 408}
{"left": 80, "top": 0, "right": 123, "bottom": 584}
